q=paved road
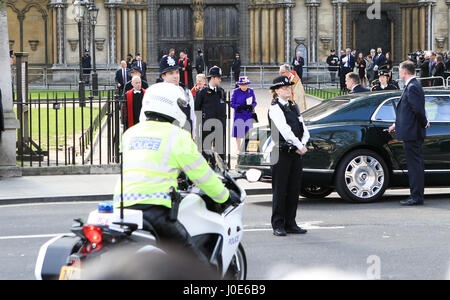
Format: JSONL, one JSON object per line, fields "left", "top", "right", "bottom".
{"left": 1, "top": 189, "right": 449, "bottom": 280}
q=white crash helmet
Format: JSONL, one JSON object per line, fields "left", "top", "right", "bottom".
{"left": 139, "top": 82, "right": 187, "bottom": 127}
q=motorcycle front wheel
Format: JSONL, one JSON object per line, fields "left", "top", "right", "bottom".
{"left": 226, "top": 243, "right": 247, "bottom": 280}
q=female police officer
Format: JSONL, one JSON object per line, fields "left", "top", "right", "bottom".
{"left": 268, "top": 76, "right": 310, "bottom": 237}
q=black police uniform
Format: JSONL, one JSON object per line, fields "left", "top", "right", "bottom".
{"left": 371, "top": 83, "right": 398, "bottom": 91}
{"left": 371, "top": 68, "right": 399, "bottom": 91}
{"left": 268, "top": 76, "right": 310, "bottom": 236}
{"left": 158, "top": 56, "right": 195, "bottom": 136}
{"left": 195, "top": 66, "right": 227, "bottom": 160}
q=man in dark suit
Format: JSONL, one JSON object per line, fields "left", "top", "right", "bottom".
{"left": 389, "top": 61, "right": 430, "bottom": 206}
{"left": 292, "top": 51, "right": 305, "bottom": 82}
{"left": 131, "top": 53, "right": 147, "bottom": 81}
{"left": 373, "top": 47, "right": 386, "bottom": 76}
{"left": 82, "top": 49, "right": 92, "bottom": 85}
{"left": 115, "top": 60, "right": 131, "bottom": 96}
{"left": 340, "top": 48, "right": 355, "bottom": 92}
{"left": 345, "top": 72, "right": 370, "bottom": 94}
{"left": 195, "top": 49, "right": 206, "bottom": 74}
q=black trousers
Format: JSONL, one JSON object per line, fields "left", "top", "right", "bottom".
{"left": 128, "top": 204, "right": 210, "bottom": 264}
{"left": 271, "top": 150, "right": 303, "bottom": 230}
{"left": 403, "top": 140, "right": 425, "bottom": 203}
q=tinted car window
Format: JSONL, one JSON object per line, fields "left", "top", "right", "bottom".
{"left": 425, "top": 96, "right": 450, "bottom": 122}
{"left": 303, "top": 99, "right": 350, "bottom": 123}
{"left": 374, "top": 100, "right": 396, "bottom": 121}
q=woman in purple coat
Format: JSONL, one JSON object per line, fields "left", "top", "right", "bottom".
{"left": 231, "top": 76, "right": 257, "bottom": 151}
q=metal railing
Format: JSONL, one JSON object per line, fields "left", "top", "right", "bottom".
{"left": 229, "top": 64, "right": 400, "bottom": 89}
{"left": 415, "top": 76, "right": 446, "bottom": 89}
{"left": 14, "top": 90, "right": 122, "bottom": 167}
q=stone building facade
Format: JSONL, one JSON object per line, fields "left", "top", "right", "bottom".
{"left": 6, "top": 0, "right": 450, "bottom": 72}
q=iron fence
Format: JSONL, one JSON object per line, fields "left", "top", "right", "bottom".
{"left": 14, "top": 89, "right": 123, "bottom": 167}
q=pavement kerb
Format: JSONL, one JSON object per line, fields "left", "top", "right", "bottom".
{"left": 0, "top": 188, "right": 273, "bottom": 206}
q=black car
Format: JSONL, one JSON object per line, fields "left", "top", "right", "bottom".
{"left": 237, "top": 90, "right": 450, "bottom": 203}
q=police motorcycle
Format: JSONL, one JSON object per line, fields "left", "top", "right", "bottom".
{"left": 34, "top": 152, "right": 262, "bottom": 280}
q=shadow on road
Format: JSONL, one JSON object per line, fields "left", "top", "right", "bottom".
{"left": 251, "top": 192, "right": 450, "bottom": 208}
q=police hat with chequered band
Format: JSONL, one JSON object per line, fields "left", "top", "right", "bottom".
{"left": 270, "top": 76, "right": 294, "bottom": 90}
{"left": 208, "top": 66, "right": 223, "bottom": 78}
{"left": 378, "top": 68, "right": 390, "bottom": 77}
{"left": 159, "top": 55, "right": 180, "bottom": 75}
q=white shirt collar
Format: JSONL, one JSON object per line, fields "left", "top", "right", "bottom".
{"left": 278, "top": 98, "right": 289, "bottom": 106}
{"left": 405, "top": 76, "right": 416, "bottom": 87}
{"left": 209, "top": 84, "right": 216, "bottom": 91}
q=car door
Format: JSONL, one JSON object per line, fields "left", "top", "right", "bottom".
{"left": 371, "top": 95, "right": 450, "bottom": 186}
{"left": 371, "top": 97, "right": 409, "bottom": 185}
{"left": 421, "top": 95, "right": 450, "bottom": 183}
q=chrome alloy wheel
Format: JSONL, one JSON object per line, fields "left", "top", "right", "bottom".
{"left": 344, "top": 155, "right": 385, "bottom": 199}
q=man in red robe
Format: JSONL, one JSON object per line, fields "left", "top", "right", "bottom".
{"left": 124, "top": 76, "right": 145, "bottom": 130}
{"left": 178, "top": 51, "right": 194, "bottom": 89}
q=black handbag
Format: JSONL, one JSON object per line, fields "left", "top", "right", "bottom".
{"left": 252, "top": 111, "right": 259, "bottom": 123}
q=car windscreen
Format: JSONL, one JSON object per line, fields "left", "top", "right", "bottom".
{"left": 303, "top": 99, "right": 351, "bottom": 123}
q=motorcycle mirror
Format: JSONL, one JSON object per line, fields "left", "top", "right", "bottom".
{"left": 245, "top": 169, "right": 262, "bottom": 183}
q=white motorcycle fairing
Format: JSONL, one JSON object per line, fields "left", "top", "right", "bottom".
{"left": 178, "top": 192, "right": 244, "bottom": 277}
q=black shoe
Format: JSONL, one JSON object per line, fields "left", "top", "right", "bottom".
{"left": 286, "top": 226, "right": 308, "bottom": 234}
{"left": 273, "top": 228, "right": 287, "bottom": 237}
{"left": 400, "top": 199, "right": 424, "bottom": 206}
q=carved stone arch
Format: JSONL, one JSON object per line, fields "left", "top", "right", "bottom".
{"left": 22, "top": 2, "right": 48, "bottom": 21}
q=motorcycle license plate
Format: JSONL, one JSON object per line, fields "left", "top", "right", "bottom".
{"left": 59, "top": 266, "right": 81, "bottom": 280}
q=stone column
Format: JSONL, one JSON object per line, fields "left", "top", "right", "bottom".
{"left": 447, "top": 0, "right": 450, "bottom": 50}
{"left": 306, "top": 0, "right": 321, "bottom": 64}
{"left": 419, "top": 0, "right": 436, "bottom": 50}
{"left": 49, "top": 1, "right": 67, "bottom": 65}
{"left": 105, "top": 1, "right": 122, "bottom": 65}
{"left": 332, "top": 0, "right": 348, "bottom": 55}
{"left": 285, "top": 2, "right": 295, "bottom": 64}
{"left": 147, "top": 1, "right": 159, "bottom": 66}
{"left": 0, "top": 2, "right": 21, "bottom": 177}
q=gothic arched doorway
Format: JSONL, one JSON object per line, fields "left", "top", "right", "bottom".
{"left": 354, "top": 11, "right": 392, "bottom": 57}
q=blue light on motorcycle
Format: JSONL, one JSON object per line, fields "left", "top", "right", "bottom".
{"left": 98, "top": 202, "right": 114, "bottom": 213}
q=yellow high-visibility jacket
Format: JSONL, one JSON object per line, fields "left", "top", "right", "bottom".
{"left": 114, "top": 121, "right": 229, "bottom": 208}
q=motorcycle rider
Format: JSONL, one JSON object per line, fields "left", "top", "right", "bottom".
{"left": 114, "top": 82, "right": 240, "bottom": 264}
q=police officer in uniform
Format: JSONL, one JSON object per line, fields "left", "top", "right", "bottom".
{"left": 268, "top": 76, "right": 310, "bottom": 237}
{"left": 371, "top": 68, "right": 399, "bottom": 91}
{"left": 195, "top": 66, "right": 227, "bottom": 161}
{"left": 142, "top": 55, "right": 196, "bottom": 138}
{"left": 116, "top": 82, "right": 240, "bottom": 265}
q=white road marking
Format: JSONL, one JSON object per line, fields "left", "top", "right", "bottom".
{"left": 244, "top": 221, "right": 345, "bottom": 232}
{"left": 0, "top": 202, "right": 97, "bottom": 209}
{"left": 0, "top": 233, "right": 68, "bottom": 240}
{"left": 0, "top": 222, "right": 344, "bottom": 240}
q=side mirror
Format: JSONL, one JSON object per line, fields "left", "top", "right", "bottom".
{"left": 245, "top": 169, "right": 262, "bottom": 183}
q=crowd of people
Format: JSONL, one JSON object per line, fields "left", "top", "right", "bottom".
{"left": 407, "top": 50, "right": 450, "bottom": 87}
{"left": 114, "top": 49, "right": 251, "bottom": 157}
{"left": 324, "top": 46, "right": 450, "bottom": 92}
{"left": 113, "top": 49, "right": 311, "bottom": 157}
{"left": 326, "top": 47, "right": 399, "bottom": 93}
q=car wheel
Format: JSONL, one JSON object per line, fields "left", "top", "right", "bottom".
{"left": 335, "top": 150, "right": 389, "bottom": 203}
{"left": 300, "top": 186, "right": 334, "bottom": 199}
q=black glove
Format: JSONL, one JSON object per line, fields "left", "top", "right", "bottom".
{"left": 226, "top": 190, "right": 241, "bottom": 207}
{"left": 236, "top": 105, "right": 246, "bottom": 113}
{"left": 244, "top": 105, "right": 253, "bottom": 111}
